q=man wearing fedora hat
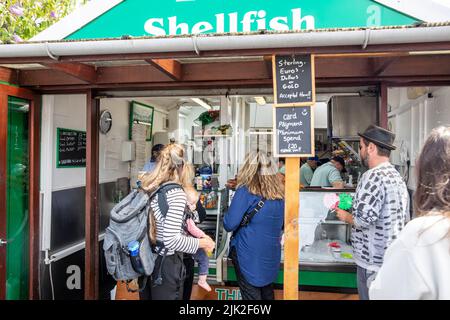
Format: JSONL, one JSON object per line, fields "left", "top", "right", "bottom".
{"left": 336, "top": 124, "right": 409, "bottom": 300}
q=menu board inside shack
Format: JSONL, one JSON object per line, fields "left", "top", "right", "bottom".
{"left": 273, "top": 106, "right": 314, "bottom": 157}
{"left": 273, "top": 55, "right": 315, "bottom": 106}
{"left": 57, "top": 128, "right": 86, "bottom": 168}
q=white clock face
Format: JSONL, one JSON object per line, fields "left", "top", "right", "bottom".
{"left": 100, "top": 110, "right": 112, "bottom": 134}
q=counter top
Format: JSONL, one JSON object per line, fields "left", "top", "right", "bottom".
{"left": 301, "top": 187, "right": 356, "bottom": 192}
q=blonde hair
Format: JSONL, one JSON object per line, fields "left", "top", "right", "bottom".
{"left": 139, "top": 143, "right": 192, "bottom": 192}
{"left": 184, "top": 181, "right": 199, "bottom": 205}
{"left": 236, "top": 151, "right": 284, "bottom": 200}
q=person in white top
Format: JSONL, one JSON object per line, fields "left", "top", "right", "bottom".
{"left": 369, "top": 126, "right": 450, "bottom": 300}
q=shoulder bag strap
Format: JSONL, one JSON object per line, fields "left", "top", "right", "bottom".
{"left": 232, "top": 198, "right": 266, "bottom": 238}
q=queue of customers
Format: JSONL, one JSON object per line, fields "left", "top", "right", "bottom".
{"left": 132, "top": 124, "right": 449, "bottom": 300}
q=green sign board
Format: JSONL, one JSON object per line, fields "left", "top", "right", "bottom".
{"left": 66, "top": 0, "right": 417, "bottom": 40}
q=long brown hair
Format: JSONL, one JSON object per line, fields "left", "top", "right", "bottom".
{"left": 414, "top": 126, "right": 450, "bottom": 227}
{"left": 236, "top": 151, "right": 284, "bottom": 200}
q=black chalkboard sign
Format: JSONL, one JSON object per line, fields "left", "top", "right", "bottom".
{"left": 57, "top": 128, "right": 86, "bottom": 168}
{"left": 273, "top": 54, "right": 315, "bottom": 106}
{"left": 273, "top": 106, "right": 314, "bottom": 157}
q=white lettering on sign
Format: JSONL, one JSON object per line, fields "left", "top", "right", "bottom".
{"left": 275, "top": 106, "right": 311, "bottom": 155}
{"left": 144, "top": 8, "right": 315, "bottom": 36}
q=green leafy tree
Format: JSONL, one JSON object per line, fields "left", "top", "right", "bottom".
{"left": 0, "top": 0, "right": 88, "bottom": 43}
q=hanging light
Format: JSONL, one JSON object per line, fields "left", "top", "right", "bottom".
{"left": 191, "top": 98, "right": 212, "bottom": 110}
{"left": 254, "top": 96, "right": 266, "bottom": 105}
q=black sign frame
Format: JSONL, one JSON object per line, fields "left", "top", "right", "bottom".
{"left": 56, "top": 127, "right": 86, "bottom": 168}
{"left": 273, "top": 105, "right": 315, "bottom": 158}
{"left": 272, "top": 54, "right": 316, "bottom": 106}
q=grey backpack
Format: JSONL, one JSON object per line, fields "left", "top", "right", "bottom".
{"left": 103, "top": 182, "right": 182, "bottom": 291}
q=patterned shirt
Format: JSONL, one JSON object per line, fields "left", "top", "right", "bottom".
{"left": 351, "top": 162, "right": 409, "bottom": 271}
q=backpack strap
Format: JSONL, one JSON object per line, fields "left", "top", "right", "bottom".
{"left": 156, "top": 182, "right": 183, "bottom": 218}
{"left": 145, "top": 182, "right": 183, "bottom": 218}
{"left": 140, "top": 182, "right": 183, "bottom": 287}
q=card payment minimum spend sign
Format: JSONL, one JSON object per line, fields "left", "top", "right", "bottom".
{"left": 272, "top": 54, "right": 316, "bottom": 300}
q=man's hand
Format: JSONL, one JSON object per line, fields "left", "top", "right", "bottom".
{"left": 335, "top": 208, "right": 354, "bottom": 225}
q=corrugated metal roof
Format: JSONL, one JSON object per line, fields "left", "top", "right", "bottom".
{"left": 17, "top": 21, "right": 450, "bottom": 45}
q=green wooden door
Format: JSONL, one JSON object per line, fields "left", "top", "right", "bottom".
{"left": 6, "top": 96, "right": 29, "bottom": 300}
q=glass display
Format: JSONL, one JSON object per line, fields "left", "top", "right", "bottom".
{"left": 289, "top": 190, "right": 356, "bottom": 264}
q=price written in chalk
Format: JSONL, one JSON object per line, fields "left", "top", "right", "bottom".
{"left": 273, "top": 106, "right": 314, "bottom": 157}
{"left": 57, "top": 128, "right": 87, "bottom": 168}
{"left": 273, "top": 55, "right": 315, "bottom": 106}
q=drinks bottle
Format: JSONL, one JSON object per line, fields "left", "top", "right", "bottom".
{"left": 127, "top": 240, "right": 145, "bottom": 274}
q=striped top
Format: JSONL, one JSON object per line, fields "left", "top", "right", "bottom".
{"left": 151, "top": 186, "right": 199, "bottom": 256}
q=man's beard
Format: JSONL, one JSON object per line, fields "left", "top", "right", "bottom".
{"left": 361, "top": 154, "right": 369, "bottom": 168}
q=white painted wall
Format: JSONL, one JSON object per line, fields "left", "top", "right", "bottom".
{"left": 42, "top": 96, "right": 170, "bottom": 192}
{"left": 52, "top": 94, "right": 87, "bottom": 190}
{"left": 99, "top": 98, "right": 131, "bottom": 183}
{"left": 388, "top": 87, "right": 450, "bottom": 190}
{"left": 40, "top": 94, "right": 132, "bottom": 250}
{"left": 48, "top": 95, "right": 132, "bottom": 191}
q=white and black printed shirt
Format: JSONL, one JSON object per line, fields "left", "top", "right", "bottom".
{"left": 351, "top": 162, "right": 410, "bottom": 271}
{"left": 151, "top": 187, "right": 199, "bottom": 256}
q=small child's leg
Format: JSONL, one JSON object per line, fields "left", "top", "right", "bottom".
{"left": 194, "top": 249, "right": 211, "bottom": 292}
{"left": 198, "top": 274, "right": 211, "bottom": 292}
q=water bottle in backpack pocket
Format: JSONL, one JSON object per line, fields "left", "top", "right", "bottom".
{"left": 103, "top": 189, "right": 157, "bottom": 290}
{"left": 128, "top": 240, "right": 146, "bottom": 274}
{"left": 103, "top": 183, "right": 183, "bottom": 291}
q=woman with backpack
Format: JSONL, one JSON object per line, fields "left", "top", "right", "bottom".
{"left": 139, "top": 143, "right": 215, "bottom": 300}
{"left": 224, "top": 151, "right": 285, "bottom": 300}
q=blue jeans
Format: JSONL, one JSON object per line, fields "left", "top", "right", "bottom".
{"left": 356, "top": 266, "right": 377, "bottom": 300}
{"left": 194, "top": 248, "right": 209, "bottom": 276}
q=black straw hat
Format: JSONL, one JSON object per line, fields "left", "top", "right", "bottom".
{"left": 358, "top": 125, "right": 396, "bottom": 150}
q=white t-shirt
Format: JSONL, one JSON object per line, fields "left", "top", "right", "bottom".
{"left": 369, "top": 214, "right": 450, "bottom": 300}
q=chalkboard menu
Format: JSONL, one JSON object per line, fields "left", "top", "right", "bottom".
{"left": 273, "top": 54, "right": 315, "bottom": 106}
{"left": 273, "top": 106, "right": 314, "bottom": 157}
{"left": 57, "top": 128, "right": 86, "bottom": 168}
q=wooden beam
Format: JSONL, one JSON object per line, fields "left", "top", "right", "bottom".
{"left": 284, "top": 158, "right": 300, "bottom": 300}
{"left": 263, "top": 56, "right": 273, "bottom": 78}
{"left": 0, "top": 92, "right": 7, "bottom": 300}
{"left": 23, "top": 73, "right": 450, "bottom": 94}
{"left": 371, "top": 57, "right": 399, "bottom": 76}
{"left": 29, "top": 94, "right": 41, "bottom": 300}
{"left": 0, "top": 67, "right": 19, "bottom": 85}
{"left": 146, "top": 59, "right": 182, "bottom": 81}
{"left": 20, "top": 69, "right": 88, "bottom": 86}
{"left": 382, "top": 55, "right": 450, "bottom": 76}
{"left": 315, "top": 58, "right": 372, "bottom": 78}
{"left": 97, "top": 65, "right": 174, "bottom": 83}
{"left": 316, "top": 52, "right": 408, "bottom": 59}
{"left": 18, "top": 54, "right": 450, "bottom": 88}
{"left": 20, "top": 61, "right": 270, "bottom": 86}
{"left": 85, "top": 90, "right": 99, "bottom": 300}
{"left": 2, "top": 41, "right": 450, "bottom": 64}
{"left": 379, "top": 84, "right": 388, "bottom": 129}
{"left": 42, "top": 62, "right": 97, "bottom": 83}
{"left": 182, "top": 61, "right": 270, "bottom": 81}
